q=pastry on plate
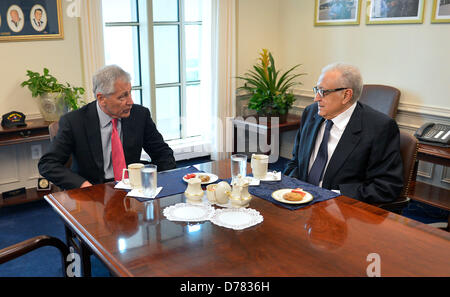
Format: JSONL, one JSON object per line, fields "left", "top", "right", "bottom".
{"left": 283, "top": 188, "right": 306, "bottom": 201}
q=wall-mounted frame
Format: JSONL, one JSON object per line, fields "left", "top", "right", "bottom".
{"left": 0, "top": 0, "right": 63, "bottom": 41}
{"left": 314, "top": 0, "right": 362, "bottom": 26}
{"left": 366, "top": 0, "right": 425, "bottom": 24}
{"left": 432, "top": 0, "right": 450, "bottom": 23}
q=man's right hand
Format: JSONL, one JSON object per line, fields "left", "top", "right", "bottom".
{"left": 80, "top": 181, "right": 93, "bottom": 188}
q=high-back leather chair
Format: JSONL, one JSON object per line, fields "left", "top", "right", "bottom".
{"left": 49, "top": 121, "right": 59, "bottom": 142}
{"left": 378, "top": 131, "right": 418, "bottom": 214}
{"left": 359, "top": 84, "right": 400, "bottom": 118}
{"left": 48, "top": 121, "right": 72, "bottom": 169}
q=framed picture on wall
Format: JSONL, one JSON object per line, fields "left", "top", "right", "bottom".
{"left": 314, "top": 0, "right": 362, "bottom": 26}
{"left": 366, "top": 0, "right": 425, "bottom": 24}
{"left": 0, "top": 0, "right": 63, "bottom": 41}
{"left": 432, "top": 0, "right": 450, "bottom": 23}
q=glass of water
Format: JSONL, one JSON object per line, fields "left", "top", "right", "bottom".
{"left": 231, "top": 154, "right": 247, "bottom": 183}
{"left": 141, "top": 164, "right": 157, "bottom": 197}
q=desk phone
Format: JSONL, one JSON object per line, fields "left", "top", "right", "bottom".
{"left": 414, "top": 122, "right": 450, "bottom": 146}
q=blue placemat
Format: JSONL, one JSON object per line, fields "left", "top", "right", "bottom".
{"left": 133, "top": 166, "right": 203, "bottom": 202}
{"left": 247, "top": 174, "right": 340, "bottom": 210}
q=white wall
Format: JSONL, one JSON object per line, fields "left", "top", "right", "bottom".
{"left": 0, "top": 1, "right": 83, "bottom": 193}
{"left": 277, "top": 0, "right": 450, "bottom": 110}
{"left": 236, "top": 0, "right": 450, "bottom": 189}
{"left": 0, "top": 1, "right": 84, "bottom": 118}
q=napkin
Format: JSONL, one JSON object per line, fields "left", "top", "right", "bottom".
{"left": 126, "top": 187, "right": 163, "bottom": 200}
{"left": 115, "top": 179, "right": 132, "bottom": 190}
{"left": 248, "top": 174, "right": 340, "bottom": 210}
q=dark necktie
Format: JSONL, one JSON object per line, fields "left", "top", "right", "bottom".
{"left": 307, "top": 120, "right": 333, "bottom": 186}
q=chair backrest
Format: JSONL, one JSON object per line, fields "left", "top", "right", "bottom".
{"left": 399, "top": 131, "right": 418, "bottom": 199}
{"left": 48, "top": 120, "right": 72, "bottom": 169}
{"left": 49, "top": 121, "right": 59, "bottom": 142}
{"left": 358, "top": 84, "right": 400, "bottom": 118}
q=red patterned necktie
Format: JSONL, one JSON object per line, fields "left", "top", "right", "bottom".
{"left": 111, "top": 118, "right": 127, "bottom": 181}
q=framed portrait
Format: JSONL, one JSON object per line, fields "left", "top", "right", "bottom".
{"left": 366, "top": 0, "right": 425, "bottom": 24}
{"left": 0, "top": 0, "right": 63, "bottom": 41}
{"left": 432, "top": 0, "right": 450, "bottom": 23}
{"left": 314, "top": 0, "right": 362, "bottom": 26}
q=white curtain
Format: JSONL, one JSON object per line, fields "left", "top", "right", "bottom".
{"left": 79, "top": 0, "right": 105, "bottom": 102}
{"left": 201, "top": 0, "right": 237, "bottom": 161}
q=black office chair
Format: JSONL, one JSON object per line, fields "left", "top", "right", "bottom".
{"left": 358, "top": 84, "right": 400, "bottom": 118}
{"left": 0, "top": 235, "right": 69, "bottom": 277}
{"left": 377, "top": 131, "right": 418, "bottom": 214}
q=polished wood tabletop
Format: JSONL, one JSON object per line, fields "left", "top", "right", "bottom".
{"left": 45, "top": 160, "right": 450, "bottom": 277}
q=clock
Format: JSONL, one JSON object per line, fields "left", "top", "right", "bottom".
{"left": 37, "top": 177, "right": 51, "bottom": 191}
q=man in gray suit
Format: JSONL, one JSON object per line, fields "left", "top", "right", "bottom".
{"left": 39, "top": 65, "right": 175, "bottom": 190}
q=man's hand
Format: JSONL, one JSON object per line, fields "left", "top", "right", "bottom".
{"left": 80, "top": 181, "right": 92, "bottom": 188}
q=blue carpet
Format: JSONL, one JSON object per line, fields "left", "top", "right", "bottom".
{"left": 0, "top": 199, "right": 111, "bottom": 277}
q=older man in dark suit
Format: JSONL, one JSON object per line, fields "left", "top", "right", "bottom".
{"left": 38, "top": 65, "right": 175, "bottom": 190}
{"left": 283, "top": 63, "right": 403, "bottom": 204}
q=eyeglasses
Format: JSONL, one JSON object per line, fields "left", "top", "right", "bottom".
{"left": 313, "top": 86, "right": 348, "bottom": 98}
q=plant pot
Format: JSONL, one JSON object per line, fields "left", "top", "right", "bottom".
{"left": 37, "top": 92, "right": 69, "bottom": 121}
{"left": 256, "top": 112, "right": 288, "bottom": 124}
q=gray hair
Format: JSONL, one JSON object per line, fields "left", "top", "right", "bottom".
{"left": 92, "top": 65, "right": 131, "bottom": 97}
{"left": 321, "top": 62, "right": 363, "bottom": 102}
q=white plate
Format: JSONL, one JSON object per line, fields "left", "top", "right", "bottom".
{"left": 271, "top": 189, "right": 313, "bottom": 204}
{"left": 183, "top": 172, "right": 218, "bottom": 185}
{"left": 163, "top": 203, "right": 215, "bottom": 222}
{"left": 210, "top": 208, "right": 263, "bottom": 230}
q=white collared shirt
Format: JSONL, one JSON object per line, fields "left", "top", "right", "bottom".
{"left": 308, "top": 101, "right": 357, "bottom": 187}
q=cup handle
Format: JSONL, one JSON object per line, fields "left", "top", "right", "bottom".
{"left": 123, "top": 197, "right": 131, "bottom": 211}
{"left": 122, "top": 169, "right": 130, "bottom": 184}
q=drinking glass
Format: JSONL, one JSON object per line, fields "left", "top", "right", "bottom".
{"left": 141, "top": 164, "right": 157, "bottom": 197}
{"left": 231, "top": 154, "right": 247, "bottom": 183}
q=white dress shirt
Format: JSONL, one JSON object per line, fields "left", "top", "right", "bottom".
{"left": 308, "top": 102, "right": 357, "bottom": 188}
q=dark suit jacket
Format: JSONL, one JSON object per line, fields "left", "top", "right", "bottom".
{"left": 283, "top": 102, "right": 403, "bottom": 204}
{"left": 38, "top": 101, "right": 176, "bottom": 190}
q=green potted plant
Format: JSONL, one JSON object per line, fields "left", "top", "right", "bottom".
{"left": 237, "top": 49, "right": 306, "bottom": 123}
{"left": 21, "top": 68, "right": 86, "bottom": 121}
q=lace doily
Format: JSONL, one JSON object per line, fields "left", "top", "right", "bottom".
{"left": 163, "top": 203, "right": 215, "bottom": 222}
{"left": 209, "top": 208, "right": 263, "bottom": 230}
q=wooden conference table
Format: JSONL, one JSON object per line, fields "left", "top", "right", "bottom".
{"left": 44, "top": 160, "right": 450, "bottom": 277}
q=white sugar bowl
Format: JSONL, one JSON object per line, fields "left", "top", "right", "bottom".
{"left": 214, "top": 181, "right": 231, "bottom": 204}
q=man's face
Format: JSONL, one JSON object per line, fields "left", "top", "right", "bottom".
{"left": 34, "top": 10, "right": 42, "bottom": 21}
{"left": 98, "top": 79, "right": 133, "bottom": 119}
{"left": 314, "top": 70, "right": 352, "bottom": 120}
{"left": 10, "top": 10, "right": 19, "bottom": 22}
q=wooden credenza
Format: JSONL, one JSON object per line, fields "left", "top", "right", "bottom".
{"left": 0, "top": 119, "right": 51, "bottom": 146}
{"left": 0, "top": 119, "right": 53, "bottom": 207}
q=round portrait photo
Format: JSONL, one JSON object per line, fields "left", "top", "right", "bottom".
{"left": 30, "top": 5, "right": 48, "bottom": 32}
{"left": 7, "top": 5, "right": 25, "bottom": 33}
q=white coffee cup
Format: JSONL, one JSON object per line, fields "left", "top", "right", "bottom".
{"left": 251, "top": 154, "right": 269, "bottom": 179}
{"left": 122, "top": 163, "right": 145, "bottom": 189}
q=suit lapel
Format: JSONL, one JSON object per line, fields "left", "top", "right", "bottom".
{"left": 84, "top": 102, "right": 104, "bottom": 172}
{"left": 298, "top": 113, "right": 324, "bottom": 180}
{"left": 322, "top": 103, "right": 363, "bottom": 188}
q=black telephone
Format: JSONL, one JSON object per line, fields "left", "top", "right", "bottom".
{"left": 414, "top": 122, "right": 450, "bottom": 147}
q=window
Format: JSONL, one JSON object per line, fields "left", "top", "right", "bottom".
{"left": 102, "top": 0, "right": 142, "bottom": 105}
{"left": 102, "top": 0, "right": 204, "bottom": 144}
